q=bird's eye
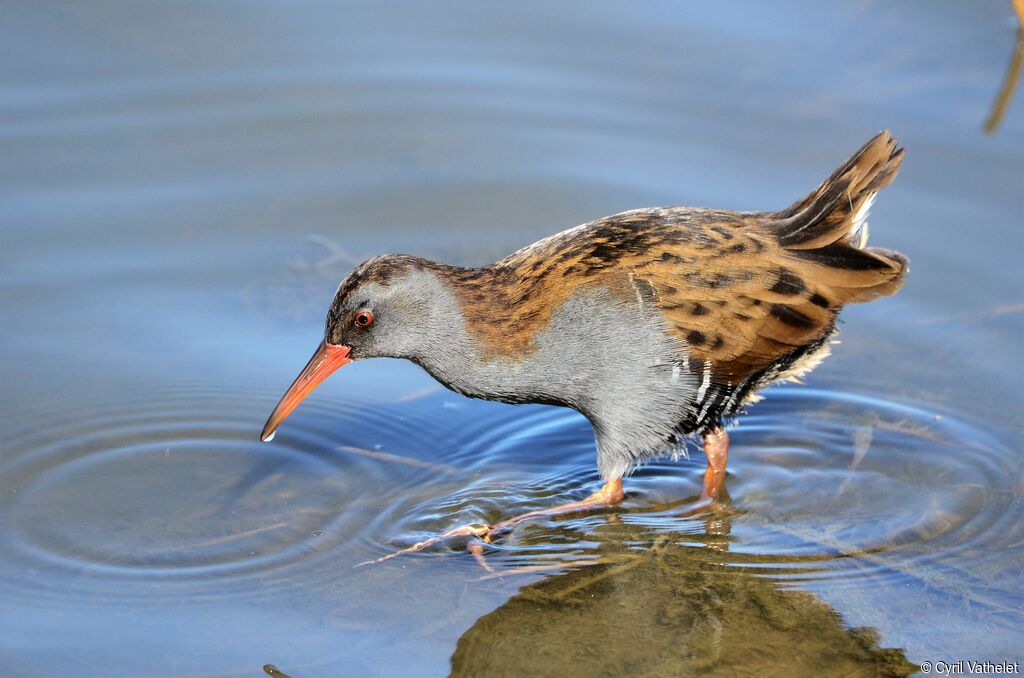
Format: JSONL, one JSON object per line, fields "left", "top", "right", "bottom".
{"left": 354, "top": 310, "right": 374, "bottom": 328}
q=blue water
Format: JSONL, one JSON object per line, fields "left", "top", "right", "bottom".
{"left": 2, "top": 2, "right": 1022, "bottom": 676}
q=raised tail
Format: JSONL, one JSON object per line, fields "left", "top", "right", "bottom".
{"left": 766, "top": 130, "right": 909, "bottom": 304}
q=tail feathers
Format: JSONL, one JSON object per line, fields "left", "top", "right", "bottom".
{"left": 768, "top": 131, "right": 909, "bottom": 305}
{"left": 792, "top": 245, "right": 908, "bottom": 304}
{"left": 771, "top": 130, "right": 904, "bottom": 251}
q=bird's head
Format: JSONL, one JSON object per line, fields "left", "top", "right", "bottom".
{"left": 260, "top": 254, "right": 461, "bottom": 442}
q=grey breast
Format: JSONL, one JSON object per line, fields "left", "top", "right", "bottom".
{"left": 412, "top": 275, "right": 705, "bottom": 481}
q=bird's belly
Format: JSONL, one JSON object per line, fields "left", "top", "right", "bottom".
{"left": 425, "top": 285, "right": 706, "bottom": 428}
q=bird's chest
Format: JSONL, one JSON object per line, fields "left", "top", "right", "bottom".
{"left": 427, "top": 287, "right": 704, "bottom": 417}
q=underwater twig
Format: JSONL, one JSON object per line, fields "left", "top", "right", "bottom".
{"left": 182, "top": 522, "right": 289, "bottom": 549}
{"left": 550, "top": 551, "right": 657, "bottom": 599}
{"left": 337, "top": 445, "right": 461, "bottom": 475}
{"left": 396, "top": 386, "right": 442, "bottom": 402}
{"left": 916, "top": 303, "right": 1024, "bottom": 326}
{"left": 869, "top": 417, "right": 990, "bottom": 454}
{"left": 753, "top": 519, "right": 1022, "bottom": 616}
{"left": 984, "top": 0, "right": 1024, "bottom": 134}
{"left": 304, "top": 235, "right": 361, "bottom": 269}
{"left": 835, "top": 418, "right": 876, "bottom": 499}
{"left": 474, "top": 555, "right": 636, "bottom": 583}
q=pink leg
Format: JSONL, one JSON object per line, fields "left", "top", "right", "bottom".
{"left": 674, "top": 427, "right": 730, "bottom": 518}
{"left": 701, "top": 427, "right": 729, "bottom": 500}
{"left": 484, "top": 478, "right": 624, "bottom": 541}
{"left": 358, "top": 478, "right": 625, "bottom": 567}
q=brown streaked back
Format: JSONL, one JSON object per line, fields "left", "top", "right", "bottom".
{"left": 446, "top": 131, "right": 907, "bottom": 389}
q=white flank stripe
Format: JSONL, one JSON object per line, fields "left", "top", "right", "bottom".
{"left": 696, "top": 362, "right": 711, "bottom": 403}
{"left": 722, "top": 391, "right": 738, "bottom": 417}
{"left": 697, "top": 397, "right": 714, "bottom": 424}
{"left": 850, "top": 193, "right": 875, "bottom": 247}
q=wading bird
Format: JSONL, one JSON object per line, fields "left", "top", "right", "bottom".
{"left": 262, "top": 131, "right": 908, "bottom": 560}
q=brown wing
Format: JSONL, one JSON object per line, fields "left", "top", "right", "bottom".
{"left": 457, "top": 207, "right": 838, "bottom": 370}
{"left": 454, "top": 131, "right": 906, "bottom": 378}
{"left": 627, "top": 215, "right": 841, "bottom": 384}
{"left": 632, "top": 131, "right": 908, "bottom": 385}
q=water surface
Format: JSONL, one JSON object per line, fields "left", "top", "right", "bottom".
{"left": 2, "top": 2, "right": 1022, "bottom": 676}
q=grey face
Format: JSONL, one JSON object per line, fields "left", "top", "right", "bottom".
{"left": 323, "top": 261, "right": 461, "bottom": 362}
{"left": 325, "top": 277, "right": 406, "bottom": 359}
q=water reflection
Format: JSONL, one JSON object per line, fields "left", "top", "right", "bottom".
{"left": 3, "top": 0, "right": 1023, "bottom": 674}
{"left": 369, "top": 390, "right": 1017, "bottom": 582}
{"left": 452, "top": 515, "right": 918, "bottom": 677}
{"left": 1, "top": 375, "right": 1020, "bottom": 672}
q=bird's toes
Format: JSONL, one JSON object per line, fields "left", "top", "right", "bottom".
{"left": 354, "top": 537, "right": 439, "bottom": 567}
{"left": 465, "top": 537, "right": 494, "bottom": 573}
{"left": 447, "top": 523, "right": 492, "bottom": 540}
{"left": 354, "top": 522, "right": 495, "bottom": 568}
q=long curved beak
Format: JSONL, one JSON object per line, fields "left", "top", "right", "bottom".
{"left": 261, "top": 341, "right": 352, "bottom": 442}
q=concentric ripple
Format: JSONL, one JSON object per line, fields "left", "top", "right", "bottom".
{"left": 719, "top": 390, "right": 1018, "bottom": 578}
{"left": 3, "top": 378, "right": 1019, "bottom": 618}
{"left": 358, "top": 386, "right": 1021, "bottom": 604}
{"left": 0, "top": 383, "right": 445, "bottom": 592}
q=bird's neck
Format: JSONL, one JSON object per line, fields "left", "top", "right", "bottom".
{"left": 408, "top": 266, "right": 663, "bottom": 413}
{"left": 401, "top": 265, "right": 552, "bottom": 403}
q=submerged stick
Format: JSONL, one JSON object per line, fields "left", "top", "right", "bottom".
{"left": 916, "top": 302, "right": 1024, "bottom": 326}
{"left": 337, "top": 445, "right": 460, "bottom": 475}
{"left": 183, "top": 522, "right": 289, "bottom": 549}
{"left": 984, "top": 0, "right": 1023, "bottom": 134}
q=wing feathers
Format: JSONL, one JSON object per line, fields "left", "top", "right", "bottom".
{"left": 633, "top": 133, "right": 908, "bottom": 385}
{"left": 451, "top": 133, "right": 908, "bottom": 398}
{"left": 770, "top": 131, "right": 904, "bottom": 251}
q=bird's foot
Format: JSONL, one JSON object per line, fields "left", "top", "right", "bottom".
{"left": 355, "top": 522, "right": 496, "bottom": 568}
{"left": 673, "top": 492, "right": 721, "bottom": 518}
{"left": 671, "top": 479, "right": 731, "bottom": 518}
{"left": 357, "top": 479, "right": 625, "bottom": 569}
